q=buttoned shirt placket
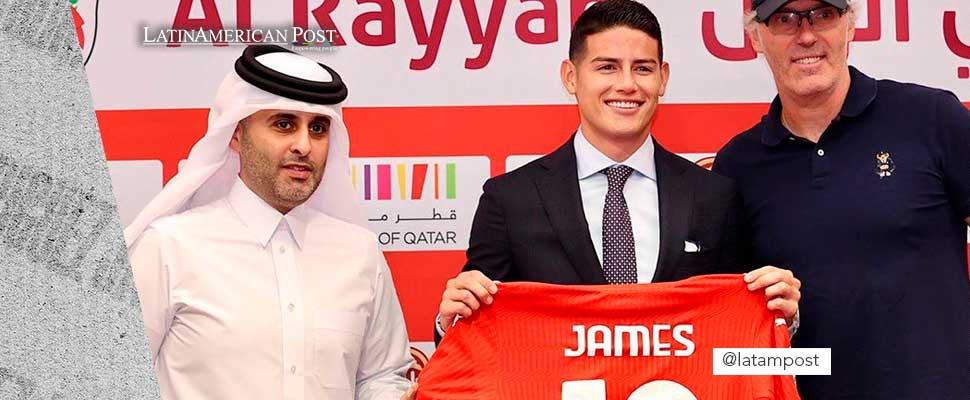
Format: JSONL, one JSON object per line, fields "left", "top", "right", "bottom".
{"left": 270, "top": 218, "right": 305, "bottom": 400}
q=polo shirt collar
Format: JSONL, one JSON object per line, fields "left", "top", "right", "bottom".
{"left": 761, "top": 65, "right": 878, "bottom": 147}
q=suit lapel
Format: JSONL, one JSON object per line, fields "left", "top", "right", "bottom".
{"left": 652, "top": 139, "right": 692, "bottom": 282}
{"left": 534, "top": 137, "right": 607, "bottom": 284}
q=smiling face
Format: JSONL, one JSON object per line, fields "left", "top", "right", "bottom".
{"left": 750, "top": 0, "right": 855, "bottom": 99}
{"left": 230, "top": 109, "right": 331, "bottom": 214}
{"left": 561, "top": 26, "right": 669, "bottom": 156}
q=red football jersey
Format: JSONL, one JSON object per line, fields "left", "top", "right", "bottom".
{"left": 417, "top": 274, "right": 800, "bottom": 400}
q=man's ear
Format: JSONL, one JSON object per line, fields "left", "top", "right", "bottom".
{"left": 846, "top": 15, "right": 856, "bottom": 42}
{"left": 229, "top": 123, "right": 243, "bottom": 153}
{"left": 561, "top": 59, "right": 578, "bottom": 95}
{"left": 658, "top": 61, "right": 670, "bottom": 97}
{"left": 748, "top": 27, "right": 765, "bottom": 54}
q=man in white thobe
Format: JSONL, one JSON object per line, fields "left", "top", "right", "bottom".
{"left": 126, "top": 45, "right": 415, "bottom": 400}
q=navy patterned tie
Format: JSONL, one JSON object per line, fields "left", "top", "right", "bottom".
{"left": 602, "top": 165, "right": 637, "bottom": 284}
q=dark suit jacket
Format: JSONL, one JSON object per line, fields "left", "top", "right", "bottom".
{"left": 435, "top": 136, "right": 750, "bottom": 342}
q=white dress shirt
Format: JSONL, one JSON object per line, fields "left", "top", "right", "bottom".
{"left": 129, "top": 178, "right": 411, "bottom": 400}
{"left": 574, "top": 129, "right": 661, "bottom": 283}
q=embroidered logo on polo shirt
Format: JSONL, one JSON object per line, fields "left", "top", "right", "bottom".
{"left": 875, "top": 152, "right": 895, "bottom": 178}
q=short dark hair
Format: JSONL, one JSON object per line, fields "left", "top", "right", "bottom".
{"left": 569, "top": 0, "right": 663, "bottom": 62}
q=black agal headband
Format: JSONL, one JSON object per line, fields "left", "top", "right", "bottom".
{"left": 234, "top": 44, "right": 347, "bottom": 105}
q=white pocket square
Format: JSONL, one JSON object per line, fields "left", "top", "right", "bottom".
{"left": 683, "top": 241, "right": 702, "bottom": 253}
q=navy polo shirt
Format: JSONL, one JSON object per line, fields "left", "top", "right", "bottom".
{"left": 714, "top": 66, "right": 970, "bottom": 400}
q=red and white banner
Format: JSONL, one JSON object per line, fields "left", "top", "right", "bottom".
{"left": 77, "top": 0, "right": 970, "bottom": 359}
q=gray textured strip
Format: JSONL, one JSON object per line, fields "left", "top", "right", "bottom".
{"left": 0, "top": 0, "right": 79, "bottom": 61}
{"left": 0, "top": 0, "right": 159, "bottom": 398}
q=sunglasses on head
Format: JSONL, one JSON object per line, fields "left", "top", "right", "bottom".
{"left": 762, "top": 6, "right": 846, "bottom": 35}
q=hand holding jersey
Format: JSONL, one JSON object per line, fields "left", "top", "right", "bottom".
{"left": 438, "top": 270, "right": 497, "bottom": 331}
{"left": 424, "top": 275, "right": 802, "bottom": 400}
{"left": 744, "top": 266, "right": 802, "bottom": 326}
{"left": 438, "top": 267, "right": 801, "bottom": 334}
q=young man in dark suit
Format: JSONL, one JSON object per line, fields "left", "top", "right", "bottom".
{"left": 436, "top": 0, "right": 801, "bottom": 339}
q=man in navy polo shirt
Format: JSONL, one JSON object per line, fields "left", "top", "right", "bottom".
{"left": 713, "top": 0, "right": 970, "bottom": 399}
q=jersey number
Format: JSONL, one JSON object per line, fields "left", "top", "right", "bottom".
{"left": 562, "top": 379, "right": 697, "bottom": 400}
